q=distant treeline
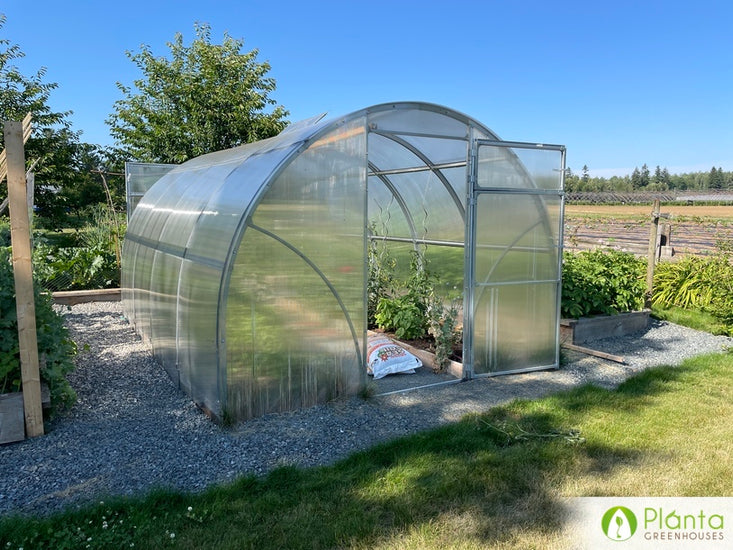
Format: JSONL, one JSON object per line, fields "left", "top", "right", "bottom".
{"left": 566, "top": 164, "right": 732, "bottom": 192}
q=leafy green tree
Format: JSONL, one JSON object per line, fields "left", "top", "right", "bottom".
{"left": 0, "top": 15, "right": 83, "bottom": 224}
{"left": 107, "top": 23, "right": 289, "bottom": 163}
{"left": 564, "top": 167, "right": 579, "bottom": 192}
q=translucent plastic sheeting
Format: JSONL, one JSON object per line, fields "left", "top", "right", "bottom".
{"left": 124, "top": 162, "right": 176, "bottom": 222}
{"left": 123, "top": 123, "right": 336, "bottom": 415}
{"left": 468, "top": 141, "right": 564, "bottom": 376}
{"left": 224, "top": 119, "right": 366, "bottom": 420}
{"left": 470, "top": 194, "right": 563, "bottom": 374}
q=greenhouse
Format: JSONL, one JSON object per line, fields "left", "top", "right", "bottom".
{"left": 122, "top": 102, "right": 565, "bottom": 422}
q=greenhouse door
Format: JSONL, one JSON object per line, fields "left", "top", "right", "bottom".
{"left": 464, "top": 140, "right": 565, "bottom": 377}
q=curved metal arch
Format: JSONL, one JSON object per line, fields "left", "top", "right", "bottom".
{"left": 246, "top": 221, "right": 364, "bottom": 371}
{"left": 370, "top": 129, "right": 466, "bottom": 221}
{"left": 367, "top": 160, "right": 419, "bottom": 244}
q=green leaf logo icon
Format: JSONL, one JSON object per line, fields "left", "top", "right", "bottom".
{"left": 601, "top": 506, "right": 638, "bottom": 541}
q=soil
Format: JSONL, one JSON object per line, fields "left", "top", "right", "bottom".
{"left": 564, "top": 204, "right": 733, "bottom": 258}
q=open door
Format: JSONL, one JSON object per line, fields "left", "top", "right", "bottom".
{"left": 463, "top": 140, "right": 565, "bottom": 376}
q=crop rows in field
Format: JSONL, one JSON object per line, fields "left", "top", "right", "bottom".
{"left": 563, "top": 204, "right": 733, "bottom": 258}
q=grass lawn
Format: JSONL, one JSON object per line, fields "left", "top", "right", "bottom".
{"left": 1, "top": 352, "right": 731, "bottom": 549}
{"left": 652, "top": 305, "right": 731, "bottom": 336}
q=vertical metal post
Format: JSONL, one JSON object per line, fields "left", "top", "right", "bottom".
{"left": 462, "top": 139, "right": 477, "bottom": 379}
{"left": 645, "top": 199, "right": 661, "bottom": 308}
{"left": 5, "top": 120, "right": 44, "bottom": 437}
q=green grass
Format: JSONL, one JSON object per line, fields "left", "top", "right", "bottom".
{"left": 2, "top": 352, "right": 732, "bottom": 549}
{"left": 651, "top": 305, "right": 731, "bottom": 335}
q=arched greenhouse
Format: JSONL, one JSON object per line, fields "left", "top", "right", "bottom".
{"left": 122, "top": 102, "right": 565, "bottom": 422}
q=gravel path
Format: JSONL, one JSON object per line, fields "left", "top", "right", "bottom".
{"left": 1, "top": 301, "right": 730, "bottom": 518}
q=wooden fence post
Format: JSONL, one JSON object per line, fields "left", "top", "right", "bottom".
{"left": 4, "top": 120, "right": 44, "bottom": 437}
{"left": 645, "top": 199, "right": 661, "bottom": 309}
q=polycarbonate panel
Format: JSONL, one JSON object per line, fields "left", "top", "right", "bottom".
{"left": 224, "top": 119, "right": 366, "bottom": 420}
{"left": 125, "top": 162, "right": 177, "bottom": 194}
{"left": 368, "top": 132, "right": 424, "bottom": 172}
{"left": 148, "top": 250, "right": 181, "bottom": 372}
{"left": 156, "top": 163, "right": 238, "bottom": 254}
{"left": 368, "top": 105, "right": 472, "bottom": 138}
{"left": 184, "top": 148, "right": 295, "bottom": 267}
{"left": 399, "top": 135, "right": 468, "bottom": 166}
{"left": 477, "top": 146, "right": 564, "bottom": 191}
{"left": 367, "top": 126, "right": 468, "bottom": 244}
{"left": 472, "top": 282, "right": 558, "bottom": 373}
{"left": 125, "top": 162, "right": 176, "bottom": 221}
{"left": 176, "top": 258, "right": 221, "bottom": 409}
{"left": 474, "top": 194, "right": 561, "bottom": 284}
{"left": 381, "top": 171, "right": 465, "bottom": 241}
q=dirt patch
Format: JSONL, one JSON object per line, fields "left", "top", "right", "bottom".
{"left": 565, "top": 205, "right": 733, "bottom": 257}
{"left": 565, "top": 204, "right": 733, "bottom": 219}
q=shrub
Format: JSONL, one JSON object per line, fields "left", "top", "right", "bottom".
{"left": 561, "top": 249, "right": 646, "bottom": 318}
{"left": 367, "top": 231, "right": 397, "bottom": 327}
{"left": 653, "top": 254, "right": 733, "bottom": 331}
{"left": 34, "top": 241, "right": 119, "bottom": 290}
{"left": 0, "top": 246, "right": 77, "bottom": 415}
{"left": 371, "top": 247, "right": 460, "bottom": 369}
{"left": 375, "top": 295, "right": 426, "bottom": 340}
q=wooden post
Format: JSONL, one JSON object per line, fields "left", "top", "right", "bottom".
{"left": 4, "top": 120, "right": 44, "bottom": 437}
{"left": 645, "top": 199, "right": 661, "bottom": 309}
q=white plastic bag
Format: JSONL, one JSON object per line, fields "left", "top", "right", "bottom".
{"left": 367, "top": 335, "right": 422, "bottom": 379}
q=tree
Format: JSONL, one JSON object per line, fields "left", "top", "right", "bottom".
{"left": 0, "top": 14, "right": 83, "bottom": 225}
{"left": 709, "top": 166, "right": 725, "bottom": 189}
{"left": 107, "top": 23, "right": 289, "bottom": 163}
{"left": 564, "top": 167, "right": 579, "bottom": 192}
{"left": 640, "top": 163, "right": 650, "bottom": 188}
{"left": 581, "top": 164, "right": 590, "bottom": 184}
{"left": 0, "top": 16, "right": 72, "bottom": 144}
{"left": 631, "top": 167, "right": 642, "bottom": 189}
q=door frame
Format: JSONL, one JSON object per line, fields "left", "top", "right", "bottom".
{"left": 463, "top": 138, "right": 566, "bottom": 378}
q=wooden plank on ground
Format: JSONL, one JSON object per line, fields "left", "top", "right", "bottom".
{"left": 0, "top": 393, "right": 25, "bottom": 445}
{"left": 562, "top": 343, "right": 626, "bottom": 364}
{"left": 5, "top": 120, "right": 44, "bottom": 438}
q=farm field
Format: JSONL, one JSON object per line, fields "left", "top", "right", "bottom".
{"left": 564, "top": 203, "right": 733, "bottom": 257}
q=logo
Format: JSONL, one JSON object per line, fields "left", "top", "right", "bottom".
{"left": 602, "top": 506, "right": 638, "bottom": 541}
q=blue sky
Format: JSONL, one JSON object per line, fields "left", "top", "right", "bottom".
{"left": 2, "top": 0, "right": 732, "bottom": 177}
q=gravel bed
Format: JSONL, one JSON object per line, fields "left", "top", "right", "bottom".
{"left": 1, "top": 301, "right": 730, "bottom": 518}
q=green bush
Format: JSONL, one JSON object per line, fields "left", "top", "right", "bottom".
{"left": 367, "top": 231, "right": 397, "bottom": 327}
{"left": 653, "top": 254, "right": 733, "bottom": 331}
{"left": 373, "top": 250, "right": 435, "bottom": 339}
{"left": 0, "top": 246, "right": 77, "bottom": 415}
{"left": 375, "top": 295, "right": 426, "bottom": 340}
{"left": 561, "top": 249, "right": 646, "bottom": 318}
{"left": 2, "top": 204, "right": 124, "bottom": 292}
{"left": 34, "top": 241, "right": 119, "bottom": 290}
{"left": 370, "top": 247, "right": 460, "bottom": 369}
